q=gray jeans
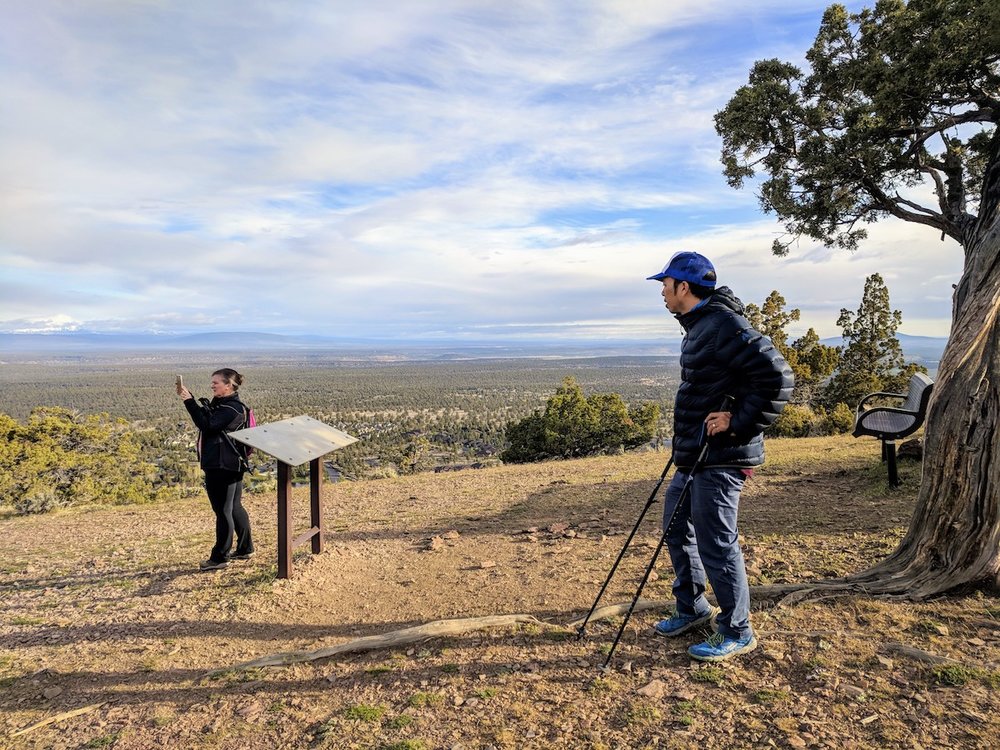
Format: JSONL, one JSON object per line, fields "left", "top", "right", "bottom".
{"left": 662, "top": 467, "right": 752, "bottom": 640}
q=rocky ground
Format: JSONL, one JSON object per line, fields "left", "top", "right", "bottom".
{"left": 2, "top": 435, "right": 999, "bottom": 750}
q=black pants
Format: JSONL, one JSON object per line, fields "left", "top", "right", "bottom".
{"left": 204, "top": 469, "right": 254, "bottom": 562}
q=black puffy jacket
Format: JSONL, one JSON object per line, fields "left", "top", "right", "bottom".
{"left": 184, "top": 394, "right": 249, "bottom": 473}
{"left": 671, "top": 286, "right": 793, "bottom": 470}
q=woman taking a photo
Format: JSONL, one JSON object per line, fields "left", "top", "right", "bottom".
{"left": 177, "top": 368, "right": 255, "bottom": 571}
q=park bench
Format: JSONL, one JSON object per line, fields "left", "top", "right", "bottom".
{"left": 852, "top": 372, "right": 934, "bottom": 488}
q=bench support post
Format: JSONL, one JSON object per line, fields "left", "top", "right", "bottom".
{"left": 884, "top": 440, "right": 900, "bottom": 489}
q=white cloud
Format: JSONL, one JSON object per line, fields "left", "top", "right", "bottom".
{"left": 0, "top": 0, "right": 947, "bottom": 341}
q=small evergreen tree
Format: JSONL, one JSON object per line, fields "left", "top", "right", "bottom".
{"left": 820, "top": 273, "right": 926, "bottom": 408}
{"left": 500, "top": 377, "right": 659, "bottom": 463}
{"left": 790, "top": 327, "right": 840, "bottom": 405}
{"left": 745, "top": 290, "right": 838, "bottom": 404}
{"left": 0, "top": 407, "right": 166, "bottom": 514}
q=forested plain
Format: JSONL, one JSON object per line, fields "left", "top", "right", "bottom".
{"left": 0, "top": 351, "right": 681, "bottom": 492}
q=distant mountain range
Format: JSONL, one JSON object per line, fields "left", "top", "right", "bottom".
{"left": 0, "top": 331, "right": 677, "bottom": 360}
{"left": 0, "top": 330, "right": 948, "bottom": 366}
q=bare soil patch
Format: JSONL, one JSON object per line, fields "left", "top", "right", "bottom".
{"left": 3, "top": 436, "right": 999, "bottom": 749}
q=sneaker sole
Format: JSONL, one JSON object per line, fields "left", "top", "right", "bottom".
{"left": 688, "top": 636, "right": 758, "bottom": 662}
{"left": 653, "top": 606, "right": 720, "bottom": 638}
{"left": 199, "top": 563, "right": 229, "bottom": 571}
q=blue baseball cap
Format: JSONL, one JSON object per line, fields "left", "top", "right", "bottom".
{"left": 646, "top": 251, "right": 717, "bottom": 287}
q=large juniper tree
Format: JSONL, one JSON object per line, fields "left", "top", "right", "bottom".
{"left": 715, "top": 0, "right": 1000, "bottom": 596}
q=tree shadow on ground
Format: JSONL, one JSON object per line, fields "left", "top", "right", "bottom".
{"left": 316, "top": 458, "right": 918, "bottom": 547}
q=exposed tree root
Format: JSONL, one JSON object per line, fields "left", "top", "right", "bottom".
{"left": 567, "top": 598, "right": 671, "bottom": 629}
{"left": 204, "top": 572, "right": 981, "bottom": 676}
{"left": 882, "top": 642, "right": 963, "bottom": 666}
{"left": 883, "top": 642, "right": 1000, "bottom": 672}
{"left": 203, "top": 614, "right": 566, "bottom": 677}
{"left": 11, "top": 703, "right": 104, "bottom": 737}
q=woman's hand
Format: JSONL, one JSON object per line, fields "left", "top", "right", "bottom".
{"left": 177, "top": 386, "right": 193, "bottom": 401}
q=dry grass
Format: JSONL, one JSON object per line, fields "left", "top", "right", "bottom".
{"left": 3, "top": 434, "right": 999, "bottom": 749}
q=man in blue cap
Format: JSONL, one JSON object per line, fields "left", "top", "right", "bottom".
{"left": 648, "top": 251, "right": 793, "bottom": 661}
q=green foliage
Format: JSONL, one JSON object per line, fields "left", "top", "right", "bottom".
{"left": 342, "top": 703, "right": 386, "bottom": 721}
{"left": 745, "top": 290, "right": 839, "bottom": 404}
{"left": 408, "top": 691, "right": 443, "bottom": 708}
{"left": 689, "top": 665, "right": 727, "bottom": 685}
{"left": 790, "top": 327, "right": 840, "bottom": 403}
{"left": 745, "top": 290, "right": 799, "bottom": 349}
{"left": 820, "top": 274, "right": 927, "bottom": 408}
{"left": 769, "top": 404, "right": 816, "bottom": 437}
{"left": 818, "top": 402, "right": 855, "bottom": 435}
{"left": 0, "top": 408, "right": 167, "bottom": 514}
{"left": 1, "top": 356, "right": 680, "bottom": 480}
{"left": 500, "top": 377, "right": 659, "bottom": 463}
{"left": 716, "top": 0, "right": 998, "bottom": 256}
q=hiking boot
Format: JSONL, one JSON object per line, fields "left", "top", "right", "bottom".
{"left": 199, "top": 558, "right": 229, "bottom": 571}
{"left": 653, "top": 606, "right": 720, "bottom": 637}
{"left": 687, "top": 631, "right": 758, "bottom": 662}
{"left": 229, "top": 550, "right": 255, "bottom": 561}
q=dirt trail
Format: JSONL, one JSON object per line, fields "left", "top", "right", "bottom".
{"left": 2, "top": 438, "right": 999, "bottom": 749}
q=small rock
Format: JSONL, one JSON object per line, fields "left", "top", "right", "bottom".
{"left": 968, "top": 637, "right": 987, "bottom": 647}
{"left": 42, "top": 686, "right": 62, "bottom": 699}
{"left": 860, "top": 714, "right": 879, "bottom": 725}
{"left": 453, "top": 695, "right": 465, "bottom": 706}
{"left": 478, "top": 560, "right": 497, "bottom": 569}
{"left": 236, "top": 701, "right": 263, "bottom": 719}
{"left": 841, "top": 684, "right": 866, "bottom": 699}
{"left": 548, "top": 523, "right": 569, "bottom": 534}
{"left": 787, "top": 736, "right": 807, "bottom": 749}
{"left": 427, "top": 536, "right": 445, "bottom": 552}
{"left": 932, "top": 624, "right": 950, "bottom": 636}
{"left": 636, "top": 679, "right": 668, "bottom": 698}
{"left": 443, "top": 530, "right": 461, "bottom": 540}
{"left": 875, "top": 655, "right": 894, "bottom": 670}
{"left": 564, "top": 530, "right": 577, "bottom": 538}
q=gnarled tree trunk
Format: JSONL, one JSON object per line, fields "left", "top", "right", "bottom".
{"left": 850, "top": 151, "right": 1000, "bottom": 597}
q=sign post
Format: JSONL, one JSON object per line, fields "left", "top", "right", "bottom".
{"left": 229, "top": 415, "right": 357, "bottom": 579}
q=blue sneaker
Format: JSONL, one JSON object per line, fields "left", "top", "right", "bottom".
{"left": 653, "top": 606, "right": 719, "bottom": 637}
{"left": 687, "top": 631, "right": 758, "bottom": 662}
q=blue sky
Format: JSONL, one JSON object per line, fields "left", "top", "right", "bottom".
{"left": 0, "top": 1, "right": 964, "bottom": 341}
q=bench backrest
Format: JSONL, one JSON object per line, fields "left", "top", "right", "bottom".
{"left": 903, "top": 372, "right": 934, "bottom": 414}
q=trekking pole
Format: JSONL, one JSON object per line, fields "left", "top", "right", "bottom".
{"left": 576, "top": 453, "right": 674, "bottom": 639}
{"left": 601, "top": 396, "right": 734, "bottom": 669}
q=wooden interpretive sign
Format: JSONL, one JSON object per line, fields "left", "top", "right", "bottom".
{"left": 229, "top": 416, "right": 358, "bottom": 579}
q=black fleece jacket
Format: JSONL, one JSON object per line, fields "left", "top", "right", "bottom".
{"left": 183, "top": 393, "right": 249, "bottom": 473}
{"left": 671, "top": 286, "right": 794, "bottom": 470}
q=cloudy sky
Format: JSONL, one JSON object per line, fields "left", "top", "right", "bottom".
{"left": 0, "top": 1, "right": 965, "bottom": 342}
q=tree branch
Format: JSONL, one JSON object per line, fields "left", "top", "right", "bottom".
{"left": 896, "top": 108, "right": 997, "bottom": 160}
{"left": 861, "top": 176, "right": 961, "bottom": 241}
{"left": 916, "top": 164, "right": 950, "bottom": 215}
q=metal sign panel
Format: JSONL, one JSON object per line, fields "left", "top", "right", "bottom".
{"left": 229, "top": 415, "right": 358, "bottom": 467}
